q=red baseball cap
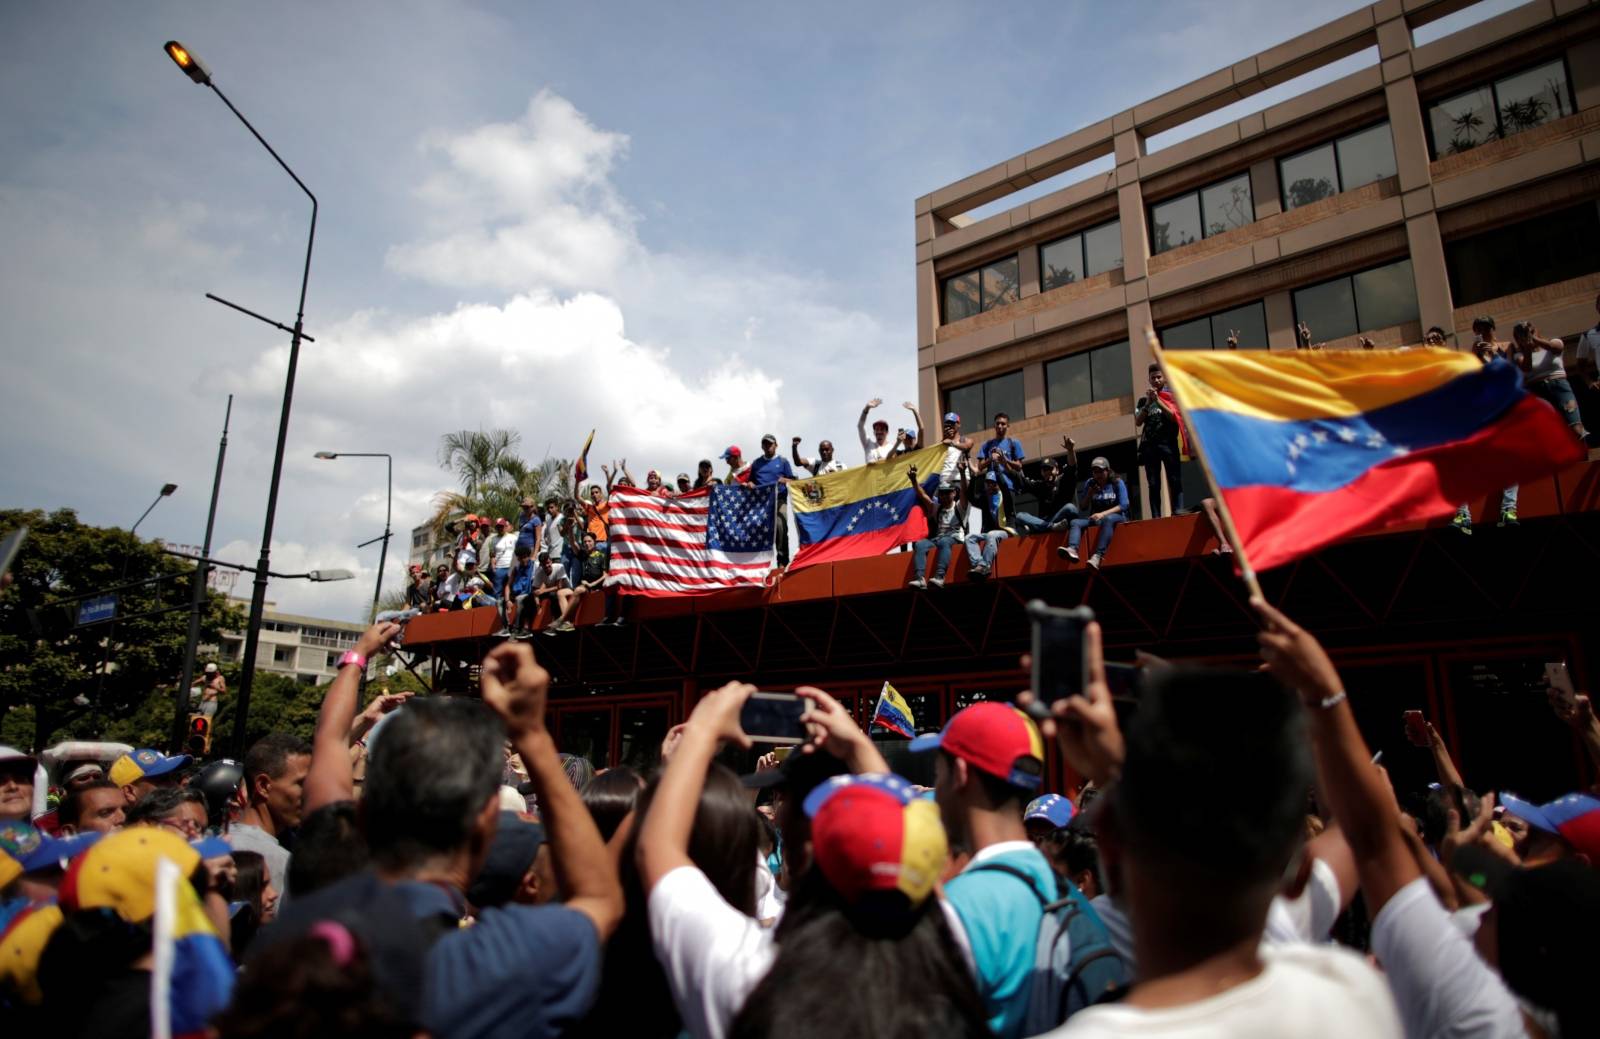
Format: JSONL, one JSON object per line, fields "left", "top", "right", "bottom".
{"left": 909, "top": 702, "right": 1045, "bottom": 791}
{"left": 803, "top": 774, "right": 946, "bottom": 907}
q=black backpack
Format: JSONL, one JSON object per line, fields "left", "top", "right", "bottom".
{"left": 966, "top": 862, "right": 1130, "bottom": 1032}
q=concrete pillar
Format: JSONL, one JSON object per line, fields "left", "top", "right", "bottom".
{"left": 1264, "top": 291, "right": 1299, "bottom": 350}
{"left": 1405, "top": 213, "right": 1456, "bottom": 335}
{"left": 1023, "top": 362, "right": 1047, "bottom": 419}
{"left": 1125, "top": 300, "right": 1161, "bottom": 520}
{"left": 1249, "top": 158, "right": 1283, "bottom": 221}
{"left": 1384, "top": 74, "right": 1434, "bottom": 195}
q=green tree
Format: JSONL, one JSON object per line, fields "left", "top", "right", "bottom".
{"left": 427, "top": 428, "right": 572, "bottom": 541}
{"left": 0, "top": 508, "right": 245, "bottom": 751}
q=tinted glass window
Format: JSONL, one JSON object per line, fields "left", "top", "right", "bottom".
{"left": 1353, "top": 259, "right": 1419, "bottom": 330}
{"left": 1211, "top": 301, "right": 1268, "bottom": 351}
{"left": 944, "top": 270, "right": 981, "bottom": 322}
{"left": 1294, "top": 278, "right": 1359, "bottom": 342}
{"left": 982, "top": 257, "right": 1020, "bottom": 309}
{"left": 1046, "top": 352, "right": 1092, "bottom": 411}
{"left": 1039, "top": 236, "right": 1085, "bottom": 291}
{"left": 1091, "top": 342, "right": 1133, "bottom": 401}
{"left": 1445, "top": 202, "right": 1600, "bottom": 306}
{"left": 1280, "top": 144, "right": 1338, "bottom": 210}
{"left": 1200, "top": 174, "right": 1253, "bottom": 236}
{"left": 1083, "top": 221, "right": 1123, "bottom": 277}
{"left": 1150, "top": 194, "right": 1202, "bottom": 254}
{"left": 1494, "top": 60, "right": 1571, "bottom": 135}
{"left": 1429, "top": 86, "right": 1496, "bottom": 155}
{"left": 1336, "top": 123, "right": 1397, "bottom": 189}
{"left": 1160, "top": 316, "right": 1214, "bottom": 350}
{"left": 946, "top": 382, "right": 984, "bottom": 427}
{"left": 986, "top": 370, "right": 1026, "bottom": 424}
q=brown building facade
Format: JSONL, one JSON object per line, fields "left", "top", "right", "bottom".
{"left": 916, "top": 0, "right": 1600, "bottom": 518}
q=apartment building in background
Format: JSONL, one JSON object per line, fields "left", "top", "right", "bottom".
{"left": 216, "top": 601, "right": 365, "bottom": 685}
{"left": 916, "top": 0, "right": 1600, "bottom": 519}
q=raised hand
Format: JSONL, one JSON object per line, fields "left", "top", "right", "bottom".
{"left": 866, "top": 398, "right": 882, "bottom": 409}
{"left": 685, "top": 680, "right": 757, "bottom": 748}
{"left": 1253, "top": 598, "right": 1342, "bottom": 704}
{"left": 480, "top": 642, "right": 552, "bottom": 737}
{"left": 1022, "top": 621, "right": 1125, "bottom": 785}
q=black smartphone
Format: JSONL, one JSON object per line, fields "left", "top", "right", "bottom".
{"left": 1104, "top": 662, "right": 1139, "bottom": 702}
{"left": 1027, "top": 601, "right": 1095, "bottom": 713}
{"left": 739, "top": 692, "right": 808, "bottom": 744}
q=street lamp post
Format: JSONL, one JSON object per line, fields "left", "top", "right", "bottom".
{"left": 93, "top": 483, "right": 178, "bottom": 704}
{"left": 313, "top": 452, "right": 393, "bottom": 624}
{"left": 170, "top": 396, "right": 232, "bottom": 754}
{"left": 165, "top": 40, "right": 320, "bottom": 758}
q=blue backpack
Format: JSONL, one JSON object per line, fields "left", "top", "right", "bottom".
{"left": 967, "top": 862, "right": 1129, "bottom": 1031}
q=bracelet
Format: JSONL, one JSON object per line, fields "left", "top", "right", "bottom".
{"left": 338, "top": 651, "right": 368, "bottom": 671}
{"left": 1313, "top": 689, "right": 1348, "bottom": 710}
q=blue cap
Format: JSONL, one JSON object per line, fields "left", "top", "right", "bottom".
{"left": 1024, "top": 794, "right": 1075, "bottom": 829}
{"left": 0, "top": 823, "right": 101, "bottom": 873}
{"left": 942, "top": 412, "right": 960, "bottom": 423}
{"left": 802, "top": 772, "right": 916, "bottom": 818}
{"left": 191, "top": 836, "right": 233, "bottom": 860}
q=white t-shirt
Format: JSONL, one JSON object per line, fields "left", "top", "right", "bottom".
{"left": 801, "top": 457, "right": 849, "bottom": 476}
{"left": 490, "top": 534, "right": 517, "bottom": 570}
{"left": 1369, "top": 876, "right": 1527, "bottom": 1039}
{"left": 649, "top": 865, "right": 777, "bottom": 1039}
{"left": 1524, "top": 338, "right": 1566, "bottom": 384}
{"left": 859, "top": 420, "right": 896, "bottom": 464}
{"left": 530, "top": 562, "right": 569, "bottom": 591}
{"left": 1090, "top": 858, "right": 1343, "bottom": 967}
{"left": 1044, "top": 941, "right": 1401, "bottom": 1038}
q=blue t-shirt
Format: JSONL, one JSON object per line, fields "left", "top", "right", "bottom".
{"left": 400, "top": 882, "right": 602, "bottom": 1039}
{"left": 509, "top": 559, "right": 535, "bottom": 597}
{"left": 515, "top": 513, "right": 543, "bottom": 553}
{"left": 747, "top": 454, "right": 796, "bottom": 499}
{"left": 944, "top": 842, "right": 1057, "bottom": 1039}
{"left": 1080, "top": 477, "right": 1129, "bottom": 514}
{"left": 979, "top": 437, "right": 1025, "bottom": 489}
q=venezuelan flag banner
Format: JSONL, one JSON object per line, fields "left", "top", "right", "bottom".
{"left": 789, "top": 445, "right": 946, "bottom": 569}
{"left": 574, "top": 429, "right": 595, "bottom": 484}
{"left": 1162, "top": 348, "right": 1584, "bottom": 573}
{"left": 872, "top": 681, "right": 916, "bottom": 738}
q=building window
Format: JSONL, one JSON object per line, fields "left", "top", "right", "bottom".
{"left": 412, "top": 531, "right": 429, "bottom": 548}
{"left": 1427, "top": 59, "right": 1573, "bottom": 156}
{"left": 945, "top": 370, "right": 1025, "bottom": 429}
{"left": 1159, "top": 300, "right": 1269, "bottom": 350}
{"left": 1039, "top": 220, "right": 1123, "bottom": 291}
{"left": 1149, "top": 173, "right": 1254, "bottom": 254}
{"left": 1046, "top": 341, "right": 1133, "bottom": 412}
{"left": 1445, "top": 202, "right": 1600, "bottom": 306}
{"left": 273, "top": 646, "right": 293, "bottom": 665}
{"left": 1292, "top": 260, "right": 1419, "bottom": 341}
{"left": 1278, "top": 123, "right": 1397, "bottom": 210}
{"left": 941, "top": 255, "right": 1020, "bottom": 322}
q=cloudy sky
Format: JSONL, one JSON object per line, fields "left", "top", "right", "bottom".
{"left": 1, "top": 0, "right": 1505, "bottom": 620}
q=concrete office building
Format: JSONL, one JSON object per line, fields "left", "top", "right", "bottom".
{"left": 216, "top": 601, "right": 366, "bottom": 685}
{"left": 915, "top": 0, "right": 1600, "bottom": 518}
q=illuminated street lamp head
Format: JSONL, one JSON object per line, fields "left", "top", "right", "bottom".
{"left": 313, "top": 451, "right": 338, "bottom": 460}
{"left": 160, "top": 483, "right": 179, "bottom": 497}
{"left": 164, "top": 41, "right": 211, "bottom": 85}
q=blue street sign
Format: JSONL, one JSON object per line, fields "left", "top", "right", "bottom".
{"left": 76, "top": 594, "right": 118, "bottom": 627}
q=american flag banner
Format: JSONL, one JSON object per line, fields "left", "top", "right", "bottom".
{"left": 608, "top": 483, "right": 778, "bottom": 596}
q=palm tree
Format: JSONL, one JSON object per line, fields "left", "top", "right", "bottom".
{"left": 426, "top": 428, "right": 572, "bottom": 541}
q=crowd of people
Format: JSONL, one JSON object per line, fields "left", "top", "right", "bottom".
{"left": 4, "top": 601, "right": 1598, "bottom": 1038}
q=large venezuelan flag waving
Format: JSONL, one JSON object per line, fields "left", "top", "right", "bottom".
{"left": 789, "top": 445, "right": 946, "bottom": 569}
{"left": 1161, "top": 348, "right": 1585, "bottom": 573}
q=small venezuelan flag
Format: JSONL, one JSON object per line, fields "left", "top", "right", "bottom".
{"left": 872, "top": 681, "right": 916, "bottom": 738}
{"left": 1162, "top": 348, "right": 1585, "bottom": 573}
{"left": 574, "top": 429, "right": 596, "bottom": 485}
{"left": 789, "top": 445, "right": 945, "bottom": 569}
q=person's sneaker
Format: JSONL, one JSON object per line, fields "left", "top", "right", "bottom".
{"left": 540, "top": 626, "right": 558, "bottom": 636}
{"left": 1058, "top": 545, "right": 1079, "bottom": 562}
{"left": 1498, "top": 508, "right": 1519, "bottom": 527}
{"left": 493, "top": 627, "right": 513, "bottom": 637}
{"left": 1087, "top": 553, "right": 1103, "bottom": 570}
{"left": 610, "top": 617, "right": 626, "bottom": 627}
{"left": 1002, "top": 526, "right": 1016, "bottom": 536}
{"left": 907, "top": 578, "right": 926, "bottom": 589}
{"left": 969, "top": 564, "right": 988, "bottom": 578}
{"left": 1449, "top": 512, "right": 1472, "bottom": 536}
{"left": 929, "top": 576, "right": 945, "bottom": 588}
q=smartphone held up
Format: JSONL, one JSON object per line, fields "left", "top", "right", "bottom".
{"left": 1026, "top": 601, "right": 1095, "bottom": 720}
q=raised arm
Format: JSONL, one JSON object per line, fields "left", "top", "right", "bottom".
{"left": 796, "top": 686, "right": 890, "bottom": 774}
{"left": 904, "top": 402, "right": 924, "bottom": 449}
{"left": 637, "top": 681, "right": 756, "bottom": 889}
{"left": 305, "top": 621, "right": 400, "bottom": 813}
{"left": 1425, "top": 722, "right": 1467, "bottom": 797}
{"left": 791, "top": 436, "right": 813, "bottom": 473}
{"left": 1255, "top": 599, "right": 1418, "bottom": 914}
{"left": 481, "top": 642, "right": 623, "bottom": 939}
{"left": 859, "top": 398, "right": 880, "bottom": 453}
{"left": 1550, "top": 689, "right": 1600, "bottom": 792}
{"left": 908, "top": 464, "right": 933, "bottom": 509}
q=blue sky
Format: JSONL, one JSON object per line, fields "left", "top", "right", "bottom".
{"left": 2, "top": 0, "right": 1434, "bottom": 618}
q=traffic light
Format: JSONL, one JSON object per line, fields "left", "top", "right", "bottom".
{"left": 187, "top": 714, "right": 212, "bottom": 756}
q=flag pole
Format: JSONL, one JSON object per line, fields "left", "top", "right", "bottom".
{"left": 1145, "top": 327, "right": 1264, "bottom": 601}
